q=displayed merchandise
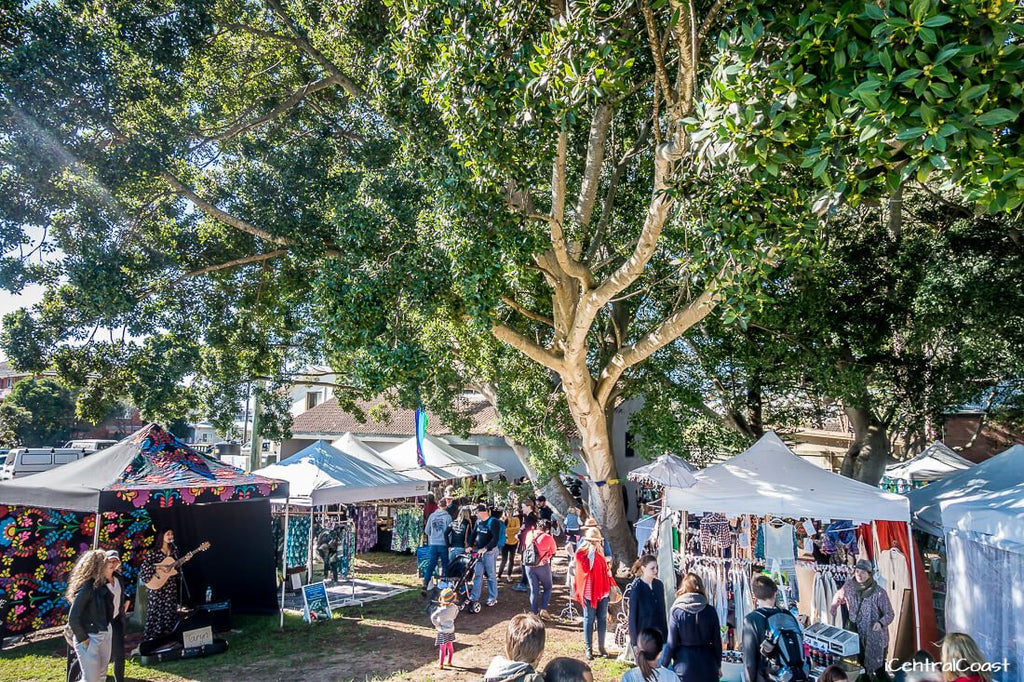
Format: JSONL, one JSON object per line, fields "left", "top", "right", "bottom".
{"left": 355, "top": 506, "right": 378, "bottom": 553}
{"left": 391, "top": 507, "right": 422, "bottom": 552}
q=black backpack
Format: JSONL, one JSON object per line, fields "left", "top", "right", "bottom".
{"left": 755, "top": 609, "right": 809, "bottom": 682}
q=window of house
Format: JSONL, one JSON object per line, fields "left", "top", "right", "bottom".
{"left": 625, "top": 432, "right": 636, "bottom": 458}
{"left": 306, "top": 391, "right": 321, "bottom": 410}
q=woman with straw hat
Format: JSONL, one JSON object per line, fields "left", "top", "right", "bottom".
{"left": 573, "top": 525, "right": 614, "bottom": 660}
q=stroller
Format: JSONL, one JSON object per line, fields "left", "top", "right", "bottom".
{"left": 428, "top": 551, "right": 483, "bottom": 614}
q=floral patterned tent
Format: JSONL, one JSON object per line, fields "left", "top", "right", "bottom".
{"left": 0, "top": 424, "right": 288, "bottom": 635}
{"left": 0, "top": 423, "right": 288, "bottom": 513}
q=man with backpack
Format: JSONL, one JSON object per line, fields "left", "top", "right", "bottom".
{"left": 742, "top": 575, "right": 809, "bottom": 682}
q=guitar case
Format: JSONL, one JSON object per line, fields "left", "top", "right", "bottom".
{"left": 138, "top": 610, "right": 228, "bottom": 666}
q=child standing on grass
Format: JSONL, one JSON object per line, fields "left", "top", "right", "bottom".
{"left": 431, "top": 587, "right": 459, "bottom": 669}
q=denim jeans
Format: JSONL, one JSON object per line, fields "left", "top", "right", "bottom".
{"left": 582, "top": 597, "right": 609, "bottom": 653}
{"left": 422, "top": 544, "right": 449, "bottom": 588}
{"left": 471, "top": 548, "right": 498, "bottom": 602}
{"left": 525, "top": 563, "right": 553, "bottom": 613}
{"left": 73, "top": 626, "right": 112, "bottom": 682}
{"left": 448, "top": 546, "right": 465, "bottom": 564}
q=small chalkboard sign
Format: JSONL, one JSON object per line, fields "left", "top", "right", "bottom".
{"left": 301, "top": 581, "right": 332, "bottom": 624}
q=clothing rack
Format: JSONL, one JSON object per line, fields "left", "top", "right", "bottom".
{"left": 684, "top": 555, "right": 764, "bottom": 567}
{"left": 796, "top": 560, "right": 853, "bottom": 577}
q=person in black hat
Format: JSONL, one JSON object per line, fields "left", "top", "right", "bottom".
{"left": 469, "top": 503, "right": 502, "bottom": 607}
{"left": 104, "top": 551, "right": 128, "bottom": 682}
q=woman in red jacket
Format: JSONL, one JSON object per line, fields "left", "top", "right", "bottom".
{"left": 573, "top": 527, "right": 613, "bottom": 661}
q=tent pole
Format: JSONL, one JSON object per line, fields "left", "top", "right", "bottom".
{"left": 281, "top": 500, "right": 289, "bottom": 629}
{"left": 307, "top": 505, "right": 315, "bottom": 584}
{"left": 92, "top": 506, "right": 102, "bottom": 549}
{"left": 906, "top": 520, "right": 922, "bottom": 652}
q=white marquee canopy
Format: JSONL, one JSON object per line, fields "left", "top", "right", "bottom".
{"left": 665, "top": 432, "right": 910, "bottom": 522}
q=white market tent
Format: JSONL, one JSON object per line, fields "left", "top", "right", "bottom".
{"left": 664, "top": 432, "right": 919, "bottom": 650}
{"left": 905, "top": 444, "right": 1024, "bottom": 675}
{"left": 375, "top": 434, "right": 505, "bottom": 480}
{"left": 906, "top": 443, "right": 1024, "bottom": 545}
{"left": 255, "top": 440, "right": 427, "bottom": 506}
{"left": 884, "top": 441, "right": 975, "bottom": 484}
{"left": 332, "top": 432, "right": 395, "bottom": 469}
{"left": 665, "top": 431, "right": 911, "bottom": 522}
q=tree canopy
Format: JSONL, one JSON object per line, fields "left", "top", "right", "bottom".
{"left": 1, "top": 0, "right": 1021, "bottom": 556}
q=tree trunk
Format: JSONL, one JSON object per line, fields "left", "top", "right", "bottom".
{"left": 506, "top": 439, "right": 576, "bottom": 523}
{"left": 561, "top": 375, "right": 635, "bottom": 569}
{"left": 841, "top": 406, "right": 890, "bottom": 485}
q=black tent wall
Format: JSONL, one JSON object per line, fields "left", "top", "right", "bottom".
{"left": 149, "top": 499, "right": 277, "bottom": 614}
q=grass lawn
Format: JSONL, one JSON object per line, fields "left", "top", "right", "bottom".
{"left": 0, "top": 552, "right": 631, "bottom": 682}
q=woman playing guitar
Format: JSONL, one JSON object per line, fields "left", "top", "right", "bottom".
{"left": 140, "top": 528, "right": 179, "bottom": 641}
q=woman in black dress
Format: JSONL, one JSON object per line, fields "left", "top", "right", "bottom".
{"left": 140, "top": 528, "right": 179, "bottom": 641}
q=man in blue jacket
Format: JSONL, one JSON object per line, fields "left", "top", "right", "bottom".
{"left": 470, "top": 503, "right": 502, "bottom": 607}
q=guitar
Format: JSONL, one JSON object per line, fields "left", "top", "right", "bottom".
{"left": 144, "top": 542, "right": 211, "bottom": 590}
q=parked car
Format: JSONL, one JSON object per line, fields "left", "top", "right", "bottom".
{"left": 62, "top": 439, "right": 118, "bottom": 453}
{"left": 1, "top": 447, "right": 90, "bottom": 480}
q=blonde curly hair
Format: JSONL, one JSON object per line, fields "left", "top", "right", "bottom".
{"left": 941, "top": 632, "right": 991, "bottom": 682}
{"left": 65, "top": 549, "right": 109, "bottom": 602}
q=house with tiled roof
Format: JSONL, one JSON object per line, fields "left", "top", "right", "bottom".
{"left": 281, "top": 392, "right": 529, "bottom": 479}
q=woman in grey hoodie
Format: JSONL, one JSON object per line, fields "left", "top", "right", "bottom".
{"left": 661, "top": 572, "right": 722, "bottom": 682}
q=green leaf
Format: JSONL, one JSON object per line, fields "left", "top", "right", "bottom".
{"left": 975, "top": 108, "right": 1017, "bottom": 126}
{"left": 922, "top": 14, "right": 952, "bottom": 27}
{"left": 895, "top": 126, "right": 926, "bottom": 140}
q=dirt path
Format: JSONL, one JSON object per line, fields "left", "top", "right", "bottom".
{"left": 256, "top": 554, "right": 630, "bottom": 682}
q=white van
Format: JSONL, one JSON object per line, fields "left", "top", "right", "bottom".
{"left": 63, "top": 439, "right": 118, "bottom": 453}
{"left": 0, "top": 448, "right": 88, "bottom": 480}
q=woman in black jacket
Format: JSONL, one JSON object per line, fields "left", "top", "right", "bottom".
{"left": 66, "top": 549, "right": 115, "bottom": 682}
{"left": 661, "top": 572, "right": 722, "bottom": 682}
{"left": 627, "top": 555, "right": 668, "bottom": 652}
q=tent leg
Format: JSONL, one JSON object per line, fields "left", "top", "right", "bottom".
{"left": 92, "top": 508, "right": 102, "bottom": 549}
{"left": 906, "top": 521, "right": 922, "bottom": 652}
{"left": 280, "top": 500, "right": 290, "bottom": 629}
{"left": 307, "top": 506, "right": 315, "bottom": 584}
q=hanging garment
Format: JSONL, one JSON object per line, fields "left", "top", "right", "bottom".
{"left": 634, "top": 515, "right": 657, "bottom": 556}
{"left": 336, "top": 523, "right": 357, "bottom": 577}
{"left": 355, "top": 506, "right": 378, "bottom": 553}
{"left": 715, "top": 563, "right": 729, "bottom": 635}
{"left": 876, "top": 546, "right": 911, "bottom": 656}
{"left": 821, "top": 520, "right": 858, "bottom": 555}
{"left": 287, "top": 517, "right": 312, "bottom": 569}
{"left": 698, "top": 513, "right": 731, "bottom": 554}
{"left": 732, "top": 566, "right": 752, "bottom": 636}
{"left": 795, "top": 563, "right": 816, "bottom": 618}
{"left": 764, "top": 522, "right": 798, "bottom": 600}
{"left": 391, "top": 508, "right": 421, "bottom": 552}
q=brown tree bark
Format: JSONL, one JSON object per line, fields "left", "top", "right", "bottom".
{"left": 840, "top": 405, "right": 891, "bottom": 485}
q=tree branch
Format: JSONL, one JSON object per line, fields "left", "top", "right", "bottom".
{"left": 492, "top": 323, "right": 564, "bottom": 372}
{"left": 548, "top": 129, "right": 595, "bottom": 287}
{"left": 160, "top": 171, "right": 292, "bottom": 246}
{"left": 696, "top": 0, "right": 729, "bottom": 51}
{"left": 594, "top": 287, "right": 720, "bottom": 404}
{"left": 575, "top": 104, "right": 613, "bottom": 230}
{"left": 642, "top": 0, "right": 674, "bottom": 107}
{"left": 502, "top": 296, "right": 555, "bottom": 328}
{"left": 263, "top": 0, "right": 368, "bottom": 101}
{"left": 165, "top": 249, "right": 290, "bottom": 287}
{"left": 584, "top": 120, "right": 651, "bottom": 263}
{"left": 205, "top": 76, "right": 341, "bottom": 141}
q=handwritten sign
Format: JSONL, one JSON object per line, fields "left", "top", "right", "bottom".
{"left": 301, "top": 581, "right": 332, "bottom": 624}
{"left": 182, "top": 626, "right": 214, "bottom": 649}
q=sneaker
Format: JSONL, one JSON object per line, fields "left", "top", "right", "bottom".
{"left": 584, "top": 649, "right": 594, "bottom": 661}
{"left": 539, "top": 609, "right": 551, "bottom": 620}
{"left": 486, "top": 598, "right": 498, "bottom": 607}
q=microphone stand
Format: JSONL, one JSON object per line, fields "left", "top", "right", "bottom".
{"left": 170, "top": 542, "right": 193, "bottom": 606}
